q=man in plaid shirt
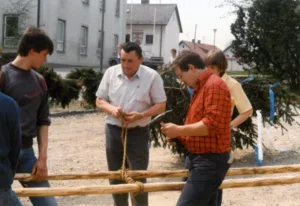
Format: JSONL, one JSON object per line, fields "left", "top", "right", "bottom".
{"left": 161, "top": 50, "right": 232, "bottom": 206}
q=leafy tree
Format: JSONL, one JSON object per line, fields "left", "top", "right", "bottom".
{"left": 231, "top": 0, "right": 300, "bottom": 88}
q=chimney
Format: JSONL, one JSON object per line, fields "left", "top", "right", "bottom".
{"left": 141, "top": 0, "right": 150, "bottom": 4}
{"left": 197, "top": 40, "right": 201, "bottom": 44}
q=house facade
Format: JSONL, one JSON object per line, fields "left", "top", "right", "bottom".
{"left": 223, "top": 45, "right": 248, "bottom": 71}
{"left": 0, "top": 0, "right": 127, "bottom": 76}
{"left": 179, "top": 40, "right": 219, "bottom": 59}
{"left": 126, "top": 1, "right": 183, "bottom": 64}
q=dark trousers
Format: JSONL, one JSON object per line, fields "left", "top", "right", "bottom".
{"left": 177, "top": 153, "right": 230, "bottom": 206}
{"left": 105, "top": 124, "right": 149, "bottom": 206}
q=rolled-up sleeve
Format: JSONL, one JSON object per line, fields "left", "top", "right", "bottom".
{"left": 37, "top": 81, "right": 51, "bottom": 126}
{"left": 150, "top": 73, "right": 167, "bottom": 104}
{"left": 96, "top": 70, "right": 110, "bottom": 101}
{"left": 202, "top": 84, "right": 232, "bottom": 136}
{"left": 231, "top": 83, "right": 253, "bottom": 114}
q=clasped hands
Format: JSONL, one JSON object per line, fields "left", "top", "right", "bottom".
{"left": 111, "top": 106, "right": 143, "bottom": 124}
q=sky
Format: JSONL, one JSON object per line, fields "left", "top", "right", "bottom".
{"left": 127, "top": 0, "right": 237, "bottom": 50}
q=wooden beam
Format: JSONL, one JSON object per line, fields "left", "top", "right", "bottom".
{"left": 15, "top": 175, "right": 300, "bottom": 197}
{"left": 14, "top": 164, "right": 300, "bottom": 182}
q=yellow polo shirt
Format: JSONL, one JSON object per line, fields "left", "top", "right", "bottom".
{"left": 222, "top": 73, "right": 252, "bottom": 115}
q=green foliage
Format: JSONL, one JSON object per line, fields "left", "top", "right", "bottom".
{"left": 0, "top": 52, "right": 17, "bottom": 66}
{"left": 66, "top": 68, "right": 103, "bottom": 108}
{"left": 150, "top": 68, "right": 190, "bottom": 155}
{"left": 38, "top": 65, "right": 80, "bottom": 108}
{"left": 231, "top": 0, "right": 300, "bottom": 88}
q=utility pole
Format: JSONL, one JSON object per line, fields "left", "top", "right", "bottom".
{"left": 213, "top": 28, "right": 217, "bottom": 47}
{"left": 194, "top": 24, "right": 197, "bottom": 50}
{"left": 37, "top": 0, "right": 41, "bottom": 27}
{"left": 130, "top": 0, "right": 133, "bottom": 41}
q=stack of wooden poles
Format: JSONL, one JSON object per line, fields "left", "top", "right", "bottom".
{"left": 14, "top": 164, "right": 300, "bottom": 197}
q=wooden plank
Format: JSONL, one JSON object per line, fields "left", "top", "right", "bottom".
{"left": 15, "top": 175, "right": 300, "bottom": 197}
{"left": 14, "top": 164, "right": 300, "bottom": 182}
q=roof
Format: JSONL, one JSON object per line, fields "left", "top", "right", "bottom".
{"left": 126, "top": 4, "right": 183, "bottom": 32}
{"left": 179, "top": 41, "right": 221, "bottom": 58}
{"left": 223, "top": 44, "right": 232, "bottom": 53}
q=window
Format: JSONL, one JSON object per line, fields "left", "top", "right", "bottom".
{"left": 97, "top": 30, "right": 103, "bottom": 57}
{"left": 82, "top": 0, "right": 89, "bottom": 5}
{"left": 145, "top": 35, "right": 153, "bottom": 44}
{"left": 125, "top": 34, "right": 130, "bottom": 42}
{"left": 100, "top": 0, "right": 105, "bottom": 10}
{"left": 56, "top": 19, "right": 66, "bottom": 52}
{"left": 80, "top": 26, "right": 88, "bottom": 56}
{"left": 113, "top": 34, "right": 119, "bottom": 55}
{"left": 3, "top": 14, "right": 18, "bottom": 48}
{"left": 115, "top": 0, "right": 120, "bottom": 16}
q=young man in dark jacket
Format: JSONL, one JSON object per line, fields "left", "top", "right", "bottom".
{"left": 0, "top": 92, "right": 22, "bottom": 205}
{"left": 0, "top": 26, "right": 57, "bottom": 206}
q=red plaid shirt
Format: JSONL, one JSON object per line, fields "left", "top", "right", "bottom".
{"left": 180, "top": 70, "right": 232, "bottom": 154}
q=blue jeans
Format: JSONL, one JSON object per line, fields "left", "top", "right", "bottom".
{"left": 177, "top": 153, "right": 230, "bottom": 206}
{"left": 0, "top": 189, "right": 22, "bottom": 206}
{"left": 16, "top": 147, "right": 57, "bottom": 206}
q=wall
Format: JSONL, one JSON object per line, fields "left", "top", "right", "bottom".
{"left": 0, "top": 0, "right": 127, "bottom": 73}
{"left": 162, "top": 10, "right": 180, "bottom": 63}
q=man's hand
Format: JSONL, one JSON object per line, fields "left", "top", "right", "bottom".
{"left": 32, "top": 158, "right": 48, "bottom": 182}
{"left": 124, "top": 112, "right": 143, "bottom": 124}
{"left": 110, "top": 107, "right": 125, "bottom": 119}
{"left": 160, "top": 122, "right": 182, "bottom": 139}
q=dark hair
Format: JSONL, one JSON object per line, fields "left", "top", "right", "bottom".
{"left": 204, "top": 49, "right": 228, "bottom": 77}
{"left": 121, "top": 42, "right": 143, "bottom": 59}
{"left": 172, "top": 50, "right": 205, "bottom": 71}
{"left": 18, "top": 26, "right": 54, "bottom": 56}
{"left": 171, "top": 48, "right": 177, "bottom": 53}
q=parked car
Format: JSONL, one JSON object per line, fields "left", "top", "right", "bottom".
{"left": 108, "top": 51, "right": 164, "bottom": 70}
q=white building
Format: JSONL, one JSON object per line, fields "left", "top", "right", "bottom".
{"left": 0, "top": 0, "right": 127, "bottom": 76}
{"left": 223, "top": 44, "right": 248, "bottom": 71}
{"left": 126, "top": 0, "right": 183, "bottom": 64}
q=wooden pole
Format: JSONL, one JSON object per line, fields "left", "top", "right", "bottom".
{"left": 15, "top": 175, "right": 300, "bottom": 197}
{"left": 14, "top": 164, "right": 300, "bottom": 182}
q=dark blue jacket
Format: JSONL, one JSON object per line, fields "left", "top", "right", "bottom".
{"left": 0, "top": 92, "right": 21, "bottom": 189}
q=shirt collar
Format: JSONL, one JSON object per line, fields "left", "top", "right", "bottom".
{"left": 194, "top": 69, "right": 213, "bottom": 90}
{"left": 221, "top": 73, "right": 229, "bottom": 83}
{"left": 117, "top": 65, "right": 141, "bottom": 79}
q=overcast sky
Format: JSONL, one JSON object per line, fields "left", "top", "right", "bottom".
{"left": 127, "top": 0, "right": 237, "bottom": 50}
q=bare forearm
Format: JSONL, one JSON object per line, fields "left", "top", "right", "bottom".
{"left": 178, "top": 121, "right": 209, "bottom": 137}
{"left": 231, "top": 109, "right": 253, "bottom": 128}
{"left": 37, "top": 125, "right": 48, "bottom": 160}
{"left": 143, "top": 102, "right": 166, "bottom": 118}
{"left": 96, "top": 98, "right": 114, "bottom": 114}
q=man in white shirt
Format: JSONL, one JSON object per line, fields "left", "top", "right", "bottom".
{"left": 96, "top": 42, "right": 167, "bottom": 206}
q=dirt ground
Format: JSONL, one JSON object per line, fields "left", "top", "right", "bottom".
{"left": 13, "top": 112, "right": 300, "bottom": 206}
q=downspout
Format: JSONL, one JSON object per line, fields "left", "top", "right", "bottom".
{"left": 37, "top": 0, "right": 41, "bottom": 27}
{"left": 100, "top": 2, "right": 105, "bottom": 72}
{"left": 159, "top": 25, "right": 163, "bottom": 57}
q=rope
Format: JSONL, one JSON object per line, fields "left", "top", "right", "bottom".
{"left": 119, "top": 118, "right": 145, "bottom": 206}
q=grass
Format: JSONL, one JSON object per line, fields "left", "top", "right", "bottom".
{"left": 227, "top": 70, "right": 249, "bottom": 76}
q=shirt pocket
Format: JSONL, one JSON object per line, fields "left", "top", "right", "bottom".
{"left": 134, "top": 90, "right": 151, "bottom": 105}
{"left": 108, "top": 82, "right": 122, "bottom": 102}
